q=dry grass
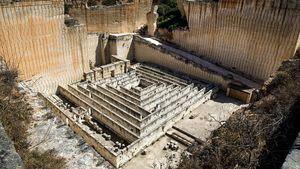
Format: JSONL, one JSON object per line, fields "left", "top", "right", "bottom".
{"left": 24, "top": 150, "right": 66, "bottom": 169}
{"left": 0, "top": 57, "right": 66, "bottom": 169}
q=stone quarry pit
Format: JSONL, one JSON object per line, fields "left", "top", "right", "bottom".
{"left": 0, "top": 0, "right": 299, "bottom": 168}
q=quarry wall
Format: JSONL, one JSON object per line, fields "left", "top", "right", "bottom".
{"left": 133, "top": 36, "right": 260, "bottom": 90}
{"left": 134, "top": 37, "right": 228, "bottom": 88}
{"left": 0, "top": 1, "right": 90, "bottom": 94}
{"left": 68, "top": 0, "right": 153, "bottom": 33}
{"left": 173, "top": 0, "right": 300, "bottom": 81}
{"left": 87, "top": 33, "right": 101, "bottom": 67}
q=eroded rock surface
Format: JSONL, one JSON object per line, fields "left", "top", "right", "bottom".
{"left": 0, "top": 123, "right": 23, "bottom": 169}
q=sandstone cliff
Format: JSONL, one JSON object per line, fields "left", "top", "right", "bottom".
{"left": 68, "top": 0, "right": 153, "bottom": 33}
{"left": 172, "top": 0, "right": 300, "bottom": 81}
{"left": 0, "top": 1, "right": 90, "bottom": 93}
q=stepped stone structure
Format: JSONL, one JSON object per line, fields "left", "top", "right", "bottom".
{"left": 173, "top": 0, "right": 300, "bottom": 81}
{"left": 41, "top": 61, "right": 216, "bottom": 167}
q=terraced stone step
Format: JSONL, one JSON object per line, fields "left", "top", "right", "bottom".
{"left": 88, "top": 85, "right": 150, "bottom": 118}
{"left": 166, "top": 129, "right": 194, "bottom": 147}
{"left": 69, "top": 85, "right": 142, "bottom": 128}
{"left": 105, "top": 85, "right": 140, "bottom": 105}
{"left": 58, "top": 85, "right": 140, "bottom": 142}
{"left": 97, "top": 71, "right": 138, "bottom": 86}
{"left": 138, "top": 65, "right": 189, "bottom": 86}
{"left": 136, "top": 69, "right": 182, "bottom": 86}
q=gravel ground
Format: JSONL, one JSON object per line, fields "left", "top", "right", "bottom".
{"left": 174, "top": 92, "right": 246, "bottom": 141}
{"left": 20, "top": 83, "right": 114, "bottom": 169}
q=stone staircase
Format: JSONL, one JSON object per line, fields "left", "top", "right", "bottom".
{"left": 55, "top": 64, "right": 213, "bottom": 143}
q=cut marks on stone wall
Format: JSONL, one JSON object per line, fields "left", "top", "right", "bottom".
{"left": 68, "top": 0, "right": 153, "bottom": 33}
{"left": 0, "top": 0, "right": 299, "bottom": 168}
{"left": 171, "top": 0, "right": 300, "bottom": 81}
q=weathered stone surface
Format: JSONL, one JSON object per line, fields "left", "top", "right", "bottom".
{"left": 69, "top": 0, "right": 153, "bottom": 33}
{"left": 0, "top": 1, "right": 90, "bottom": 94}
{"left": 146, "top": 5, "right": 158, "bottom": 36}
{"left": 0, "top": 123, "right": 23, "bottom": 169}
{"left": 173, "top": 0, "right": 300, "bottom": 81}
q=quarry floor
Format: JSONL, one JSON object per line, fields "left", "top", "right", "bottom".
{"left": 174, "top": 93, "right": 245, "bottom": 142}
{"left": 21, "top": 81, "right": 245, "bottom": 169}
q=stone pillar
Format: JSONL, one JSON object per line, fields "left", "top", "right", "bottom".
{"left": 146, "top": 5, "right": 158, "bottom": 37}
{"left": 96, "top": 33, "right": 109, "bottom": 66}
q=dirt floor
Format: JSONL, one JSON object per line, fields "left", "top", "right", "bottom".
{"left": 122, "top": 135, "right": 186, "bottom": 169}
{"left": 174, "top": 92, "right": 246, "bottom": 141}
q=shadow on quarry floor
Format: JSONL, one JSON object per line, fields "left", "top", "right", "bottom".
{"left": 212, "top": 91, "right": 244, "bottom": 104}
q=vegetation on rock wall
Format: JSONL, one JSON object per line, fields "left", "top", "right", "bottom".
{"left": 101, "top": 0, "right": 117, "bottom": 6}
{"left": 156, "top": 0, "right": 188, "bottom": 30}
{"left": 0, "top": 58, "right": 66, "bottom": 169}
{"left": 178, "top": 52, "right": 300, "bottom": 169}
{"left": 64, "top": 0, "right": 133, "bottom": 8}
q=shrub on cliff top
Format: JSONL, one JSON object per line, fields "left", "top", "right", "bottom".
{"left": 156, "top": 0, "right": 188, "bottom": 31}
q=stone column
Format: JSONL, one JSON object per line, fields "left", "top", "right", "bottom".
{"left": 146, "top": 5, "right": 158, "bottom": 37}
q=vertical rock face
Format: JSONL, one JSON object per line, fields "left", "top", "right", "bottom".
{"left": 146, "top": 5, "right": 158, "bottom": 36}
{"left": 0, "top": 123, "right": 23, "bottom": 169}
{"left": 0, "top": 1, "right": 90, "bottom": 94}
{"left": 173, "top": 0, "right": 300, "bottom": 81}
{"left": 69, "top": 0, "right": 153, "bottom": 33}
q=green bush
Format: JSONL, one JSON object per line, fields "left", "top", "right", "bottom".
{"left": 156, "top": 0, "right": 188, "bottom": 30}
{"left": 102, "top": 0, "right": 117, "bottom": 6}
